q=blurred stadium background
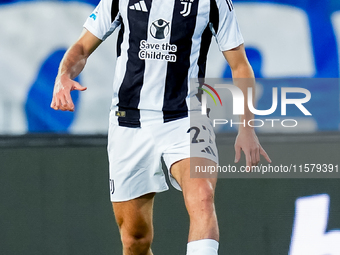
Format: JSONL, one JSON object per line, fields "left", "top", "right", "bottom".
{"left": 0, "top": 0, "right": 340, "bottom": 254}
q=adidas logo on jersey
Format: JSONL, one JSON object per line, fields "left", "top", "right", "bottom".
{"left": 129, "top": 0, "right": 148, "bottom": 12}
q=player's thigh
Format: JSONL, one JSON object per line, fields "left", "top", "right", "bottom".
{"left": 113, "top": 192, "right": 155, "bottom": 237}
{"left": 171, "top": 158, "right": 217, "bottom": 210}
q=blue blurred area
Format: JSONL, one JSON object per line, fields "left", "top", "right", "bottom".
{"left": 2, "top": 0, "right": 340, "bottom": 80}
{"left": 0, "top": 0, "right": 99, "bottom": 6}
{"left": 227, "top": 0, "right": 340, "bottom": 78}
{"left": 1, "top": 0, "right": 339, "bottom": 132}
{"left": 256, "top": 79, "right": 340, "bottom": 131}
{"left": 25, "top": 49, "right": 80, "bottom": 133}
{"left": 221, "top": 0, "right": 340, "bottom": 131}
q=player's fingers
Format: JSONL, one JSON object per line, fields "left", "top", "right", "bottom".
{"left": 65, "top": 93, "right": 75, "bottom": 111}
{"left": 234, "top": 145, "right": 241, "bottom": 163}
{"left": 254, "top": 148, "right": 260, "bottom": 165}
{"left": 53, "top": 96, "right": 62, "bottom": 110}
{"left": 51, "top": 98, "right": 60, "bottom": 110}
{"left": 72, "top": 82, "right": 87, "bottom": 91}
{"left": 59, "top": 95, "right": 72, "bottom": 111}
{"left": 245, "top": 151, "right": 252, "bottom": 172}
{"left": 251, "top": 149, "right": 259, "bottom": 166}
{"left": 256, "top": 149, "right": 261, "bottom": 164}
{"left": 50, "top": 97, "right": 57, "bottom": 110}
{"left": 260, "top": 147, "right": 272, "bottom": 163}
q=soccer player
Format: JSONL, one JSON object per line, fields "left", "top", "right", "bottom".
{"left": 51, "top": 0, "right": 271, "bottom": 254}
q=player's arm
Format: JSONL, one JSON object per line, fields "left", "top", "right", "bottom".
{"left": 223, "top": 44, "right": 271, "bottom": 167}
{"left": 51, "top": 29, "right": 102, "bottom": 112}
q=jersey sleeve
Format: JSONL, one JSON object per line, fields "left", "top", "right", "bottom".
{"left": 211, "top": 0, "right": 244, "bottom": 52}
{"left": 83, "top": 0, "right": 121, "bottom": 41}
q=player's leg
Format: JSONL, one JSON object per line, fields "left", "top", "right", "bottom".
{"left": 171, "top": 157, "right": 219, "bottom": 254}
{"left": 113, "top": 192, "right": 155, "bottom": 255}
{"left": 107, "top": 112, "right": 169, "bottom": 254}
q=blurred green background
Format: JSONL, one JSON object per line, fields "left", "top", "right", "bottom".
{"left": 0, "top": 133, "right": 340, "bottom": 255}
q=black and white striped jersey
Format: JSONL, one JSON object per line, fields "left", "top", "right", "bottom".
{"left": 84, "top": 0, "right": 243, "bottom": 127}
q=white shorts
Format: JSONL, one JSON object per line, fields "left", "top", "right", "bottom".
{"left": 107, "top": 111, "right": 218, "bottom": 202}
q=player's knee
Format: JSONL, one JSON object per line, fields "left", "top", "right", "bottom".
{"left": 121, "top": 230, "right": 153, "bottom": 253}
{"left": 117, "top": 217, "right": 153, "bottom": 253}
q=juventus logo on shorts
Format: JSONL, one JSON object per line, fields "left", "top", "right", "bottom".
{"left": 150, "top": 19, "right": 170, "bottom": 39}
{"left": 109, "top": 179, "right": 115, "bottom": 195}
{"left": 180, "top": 0, "right": 194, "bottom": 17}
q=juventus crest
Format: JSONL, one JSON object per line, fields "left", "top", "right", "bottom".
{"left": 180, "top": 0, "right": 194, "bottom": 17}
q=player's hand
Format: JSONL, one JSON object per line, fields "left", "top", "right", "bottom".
{"left": 50, "top": 74, "right": 87, "bottom": 112}
{"left": 234, "top": 128, "right": 271, "bottom": 169}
